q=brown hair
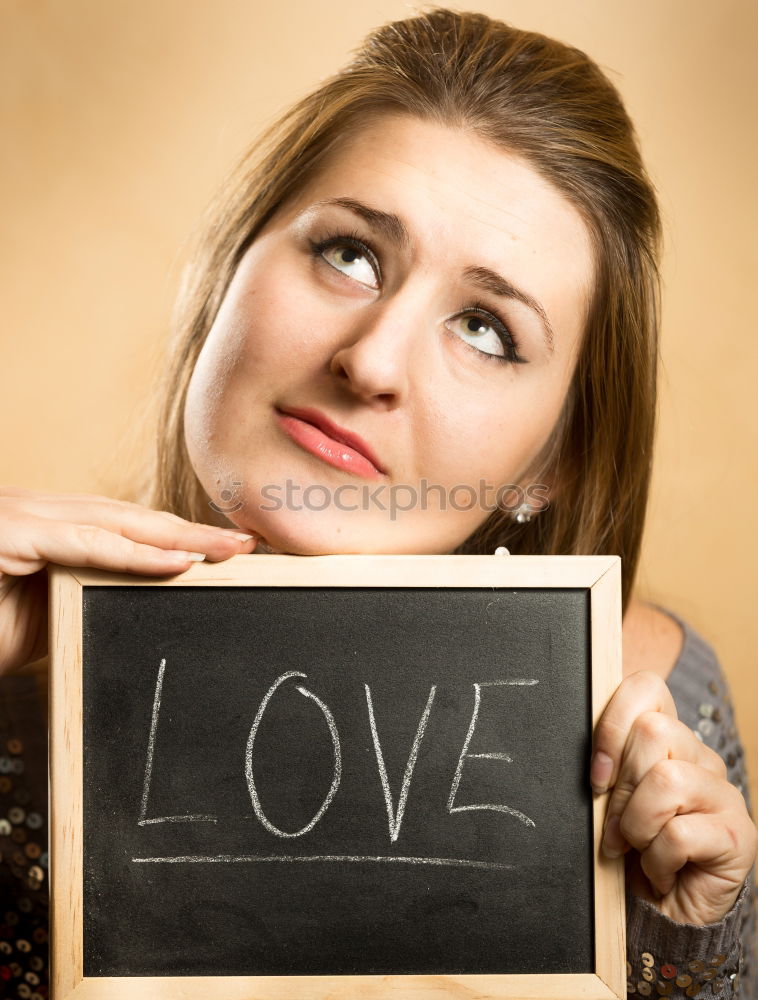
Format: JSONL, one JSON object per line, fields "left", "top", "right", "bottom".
{"left": 140, "top": 6, "right": 662, "bottom": 613}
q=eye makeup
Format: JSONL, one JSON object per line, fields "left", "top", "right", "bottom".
{"left": 306, "top": 228, "right": 527, "bottom": 366}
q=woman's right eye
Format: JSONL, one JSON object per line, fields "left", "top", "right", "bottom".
{"left": 308, "top": 234, "right": 380, "bottom": 289}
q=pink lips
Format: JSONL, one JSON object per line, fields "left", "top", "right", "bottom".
{"left": 275, "top": 405, "right": 386, "bottom": 480}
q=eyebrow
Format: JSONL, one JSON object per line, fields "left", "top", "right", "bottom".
{"left": 309, "top": 196, "right": 555, "bottom": 354}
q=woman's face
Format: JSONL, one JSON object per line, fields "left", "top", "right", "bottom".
{"left": 184, "top": 114, "right": 594, "bottom": 554}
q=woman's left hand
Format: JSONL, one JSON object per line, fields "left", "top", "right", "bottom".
{"left": 590, "top": 669, "right": 757, "bottom": 925}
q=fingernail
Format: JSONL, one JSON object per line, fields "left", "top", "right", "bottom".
{"left": 164, "top": 551, "right": 206, "bottom": 564}
{"left": 207, "top": 527, "right": 257, "bottom": 542}
{"left": 590, "top": 750, "right": 613, "bottom": 794}
{"left": 602, "top": 814, "right": 625, "bottom": 859}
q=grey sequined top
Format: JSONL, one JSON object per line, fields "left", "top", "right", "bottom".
{"left": 0, "top": 606, "right": 755, "bottom": 997}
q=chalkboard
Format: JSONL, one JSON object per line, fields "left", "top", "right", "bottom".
{"left": 49, "top": 554, "right": 625, "bottom": 1000}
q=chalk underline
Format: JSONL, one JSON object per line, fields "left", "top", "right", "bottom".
{"left": 131, "top": 854, "right": 514, "bottom": 872}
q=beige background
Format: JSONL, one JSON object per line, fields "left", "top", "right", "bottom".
{"left": 1, "top": 1, "right": 756, "bottom": 798}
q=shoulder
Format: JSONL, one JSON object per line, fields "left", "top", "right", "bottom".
{"left": 622, "top": 598, "right": 686, "bottom": 682}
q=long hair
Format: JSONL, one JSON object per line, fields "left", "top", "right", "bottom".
{"left": 139, "top": 6, "right": 662, "bottom": 613}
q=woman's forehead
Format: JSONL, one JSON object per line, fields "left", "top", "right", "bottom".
{"left": 292, "top": 116, "right": 588, "bottom": 243}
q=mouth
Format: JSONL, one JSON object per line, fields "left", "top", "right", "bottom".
{"left": 274, "top": 405, "right": 387, "bottom": 480}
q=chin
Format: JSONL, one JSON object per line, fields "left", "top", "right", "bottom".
{"left": 228, "top": 519, "right": 330, "bottom": 556}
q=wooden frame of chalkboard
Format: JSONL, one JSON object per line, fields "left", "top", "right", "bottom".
{"left": 49, "top": 553, "right": 625, "bottom": 999}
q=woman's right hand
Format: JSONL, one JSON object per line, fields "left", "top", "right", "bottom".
{"left": 0, "top": 485, "right": 258, "bottom": 677}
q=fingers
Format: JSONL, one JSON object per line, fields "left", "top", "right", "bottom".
{"left": 639, "top": 812, "right": 757, "bottom": 902}
{"left": 619, "top": 711, "right": 728, "bottom": 783}
{"left": 591, "top": 670, "right": 678, "bottom": 793}
{"left": 7, "top": 514, "right": 242, "bottom": 577}
{"left": 602, "top": 711, "right": 728, "bottom": 850}
{"left": 17, "top": 496, "right": 255, "bottom": 557}
{"left": 594, "top": 672, "right": 728, "bottom": 857}
{"left": 0, "top": 500, "right": 257, "bottom": 579}
{"left": 612, "top": 759, "right": 757, "bottom": 897}
{"left": 614, "top": 759, "right": 730, "bottom": 851}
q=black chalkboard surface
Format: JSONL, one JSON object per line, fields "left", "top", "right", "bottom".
{"left": 49, "top": 554, "right": 625, "bottom": 1000}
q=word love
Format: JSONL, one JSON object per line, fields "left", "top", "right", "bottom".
{"left": 138, "top": 661, "right": 539, "bottom": 841}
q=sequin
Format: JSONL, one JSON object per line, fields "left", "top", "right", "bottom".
{"left": 11, "top": 828, "right": 27, "bottom": 844}
{"left": 0, "top": 776, "right": 11, "bottom": 793}
{"left": 675, "top": 973, "right": 692, "bottom": 986}
{"left": 17, "top": 985, "right": 31, "bottom": 999}
{"left": 6, "top": 739, "right": 22, "bottom": 755}
{"left": 660, "top": 963, "right": 676, "bottom": 979}
{"left": 656, "top": 983, "right": 673, "bottom": 996}
{"left": 697, "top": 718, "right": 714, "bottom": 736}
{"left": 698, "top": 703, "right": 714, "bottom": 718}
{"left": 642, "top": 967, "right": 654, "bottom": 981}
{"left": 0, "top": 942, "right": 10, "bottom": 955}
{"left": 685, "top": 986, "right": 701, "bottom": 998}
{"left": 0, "top": 757, "right": 12, "bottom": 774}
{"left": 25, "top": 812, "right": 42, "bottom": 830}
{"left": 8, "top": 807, "right": 25, "bottom": 825}
{"left": 28, "top": 866, "right": 43, "bottom": 882}
{"left": 0, "top": 819, "right": 11, "bottom": 836}
{"left": 25, "top": 971, "right": 40, "bottom": 985}
{"left": 641, "top": 952, "right": 655, "bottom": 967}
{"left": 24, "top": 843, "right": 40, "bottom": 860}
{"left": 637, "top": 982, "right": 651, "bottom": 996}
{"left": 708, "top": 680, "right": 719, "bottom": 695}
{"left": 701, "top": 969, "right": 715, "bottom": 980}
{"left": 16, "top": 939, "right": 31, "bottom": 953}
{"left": 710, "top": 952, "right": 726, "bottom": 966}
{"left": 627, "top": 961, "right": 632, "bottom": 977}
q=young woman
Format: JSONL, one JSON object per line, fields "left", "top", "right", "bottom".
{"left": 0, "top": 8, "right": 755, "bottom": 997}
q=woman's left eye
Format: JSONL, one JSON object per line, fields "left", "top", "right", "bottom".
{"left": 308, "top": 233, "right": 526, "bottom": 366}
{"left": 447, "top": 308, "right": 525, "bottom": 366}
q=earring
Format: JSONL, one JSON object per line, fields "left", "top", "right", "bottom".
{"left": 511, "top": 502, "right": 533, "bottom": 524}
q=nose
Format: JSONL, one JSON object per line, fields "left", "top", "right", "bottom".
{"left": 329, "top": 292, "right": 424, "bottom": 406}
